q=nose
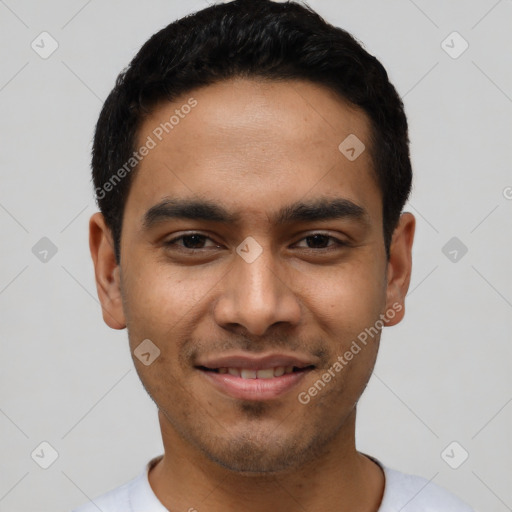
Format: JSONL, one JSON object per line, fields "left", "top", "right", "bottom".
{"left": 213, "top": 247, "right": 302, "bottom": 337}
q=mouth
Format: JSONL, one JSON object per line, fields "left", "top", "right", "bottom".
{"left": 195, "top": 355, "right": 316, "bottom": 401}
{"left": 198, "top": 365, "right": 314, "bottom": 379}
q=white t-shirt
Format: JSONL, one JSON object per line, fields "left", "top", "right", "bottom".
{"left": 71, "top": 454, "right": 475, "bottom": 512}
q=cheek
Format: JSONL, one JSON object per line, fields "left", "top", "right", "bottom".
{"left": 303, "top": 261, "right": 386, "bottom": 336}
{"left": 123, "top": 263, "right": 207, "bottom": 327}
{"left": 121, "top": 263, "right": 224, "bottom": 377}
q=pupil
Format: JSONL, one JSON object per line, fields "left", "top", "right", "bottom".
{"left": 183, "top": 235, "right": 205, "bottom": 249}
{"left": 307, "top": 235, "right": 329, "bottom": 248}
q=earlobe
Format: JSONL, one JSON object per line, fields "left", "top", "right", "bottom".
{"left": 384, "top": 212, "right": 415, "bottom": 327}
{"left": 89, "top": 212, "right": 126, "bottom": 330}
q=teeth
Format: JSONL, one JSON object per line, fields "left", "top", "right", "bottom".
{"left": 273, "top": 366, "right": 285, "bottom": 377}
{"left": 215, "top": 366, "right": 292, "bottom": 378}
{"left": 256, "top": 368, "right": 274, "bottom": 379}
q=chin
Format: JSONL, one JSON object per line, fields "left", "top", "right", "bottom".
{"left": 206, "top": 449, "right": 300, "bottom": 474}
{"left": 197, "top": 429, "right": 324, "bottom": 475}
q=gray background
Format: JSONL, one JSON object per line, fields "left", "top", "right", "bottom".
{"left": 1, "top": 0, "right": 511, "bottom": 511}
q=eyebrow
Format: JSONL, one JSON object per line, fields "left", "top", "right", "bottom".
{"left": 142, "top": 196, "right": 370, "bottom": 230}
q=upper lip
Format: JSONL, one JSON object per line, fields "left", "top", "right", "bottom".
{"left": 196, "top": 352, "right": 316, "bottom": 371}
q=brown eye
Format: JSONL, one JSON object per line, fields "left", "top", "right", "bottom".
{"left": 295, "top": 233, "right": 347, "bottom": 250}
{"left": 164, "top": 233, "right": 220, "bottom": 251}
{"left": 304, "top": 234, "right": 331, "bottom": 249}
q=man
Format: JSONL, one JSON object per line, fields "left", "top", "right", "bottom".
{"left": 74, "top": 0, "right": 474, "bottom": 510}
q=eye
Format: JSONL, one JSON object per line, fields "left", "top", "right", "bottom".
{"left": 163, "top": 232, "right": 348, "bottom": 254}
{"left": 164, "top": 233, "right": 221, "bottom": 251}
{"left": 294, "top": 233, "right": 347, "bottom": 251}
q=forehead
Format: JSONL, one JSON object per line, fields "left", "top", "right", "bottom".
{"left": 126, "top": 77, "right": 380, "bottom": 227}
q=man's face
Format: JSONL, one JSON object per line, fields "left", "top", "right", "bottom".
{"left": 92, "top": 78, "right": 412, "bottom": 473}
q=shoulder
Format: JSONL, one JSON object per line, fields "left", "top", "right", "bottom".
{"left": 70, "top": 455, "right": 165, "bottom": 512}
{"left": 70, "top": 473, "right": 139, "bottom": 512}
{"left": 380, "top": 465, "right": 475, "bottom": 511}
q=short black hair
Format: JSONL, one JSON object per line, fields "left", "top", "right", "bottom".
{"left": 92, "top": 0, "right": 412, "bottom": 263}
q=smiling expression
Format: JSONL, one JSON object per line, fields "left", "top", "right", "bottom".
{"left": 91, "top": 77, "right": 412, "bottom": 473}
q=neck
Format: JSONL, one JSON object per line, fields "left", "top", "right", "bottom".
{"left": 148, "top": 409, "right": 385, "bottom": 512}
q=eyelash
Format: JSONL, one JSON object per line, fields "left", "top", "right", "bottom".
{"left": 163, "top": 232, "right": 348, "bottom": 253}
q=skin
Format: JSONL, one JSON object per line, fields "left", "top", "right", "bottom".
{"left": 89, "top": 77, "right": 415, "bottom": 512}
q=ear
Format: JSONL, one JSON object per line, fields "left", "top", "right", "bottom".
{"left": 89, "top": 212, "right": 126, "bottom": 329}
{"left": 383, "top": 212, "right": 415, "bottom": 327}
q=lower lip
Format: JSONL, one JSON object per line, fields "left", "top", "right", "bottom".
{"left": 199, "top": 369, "right": 312, "bottom": 401}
